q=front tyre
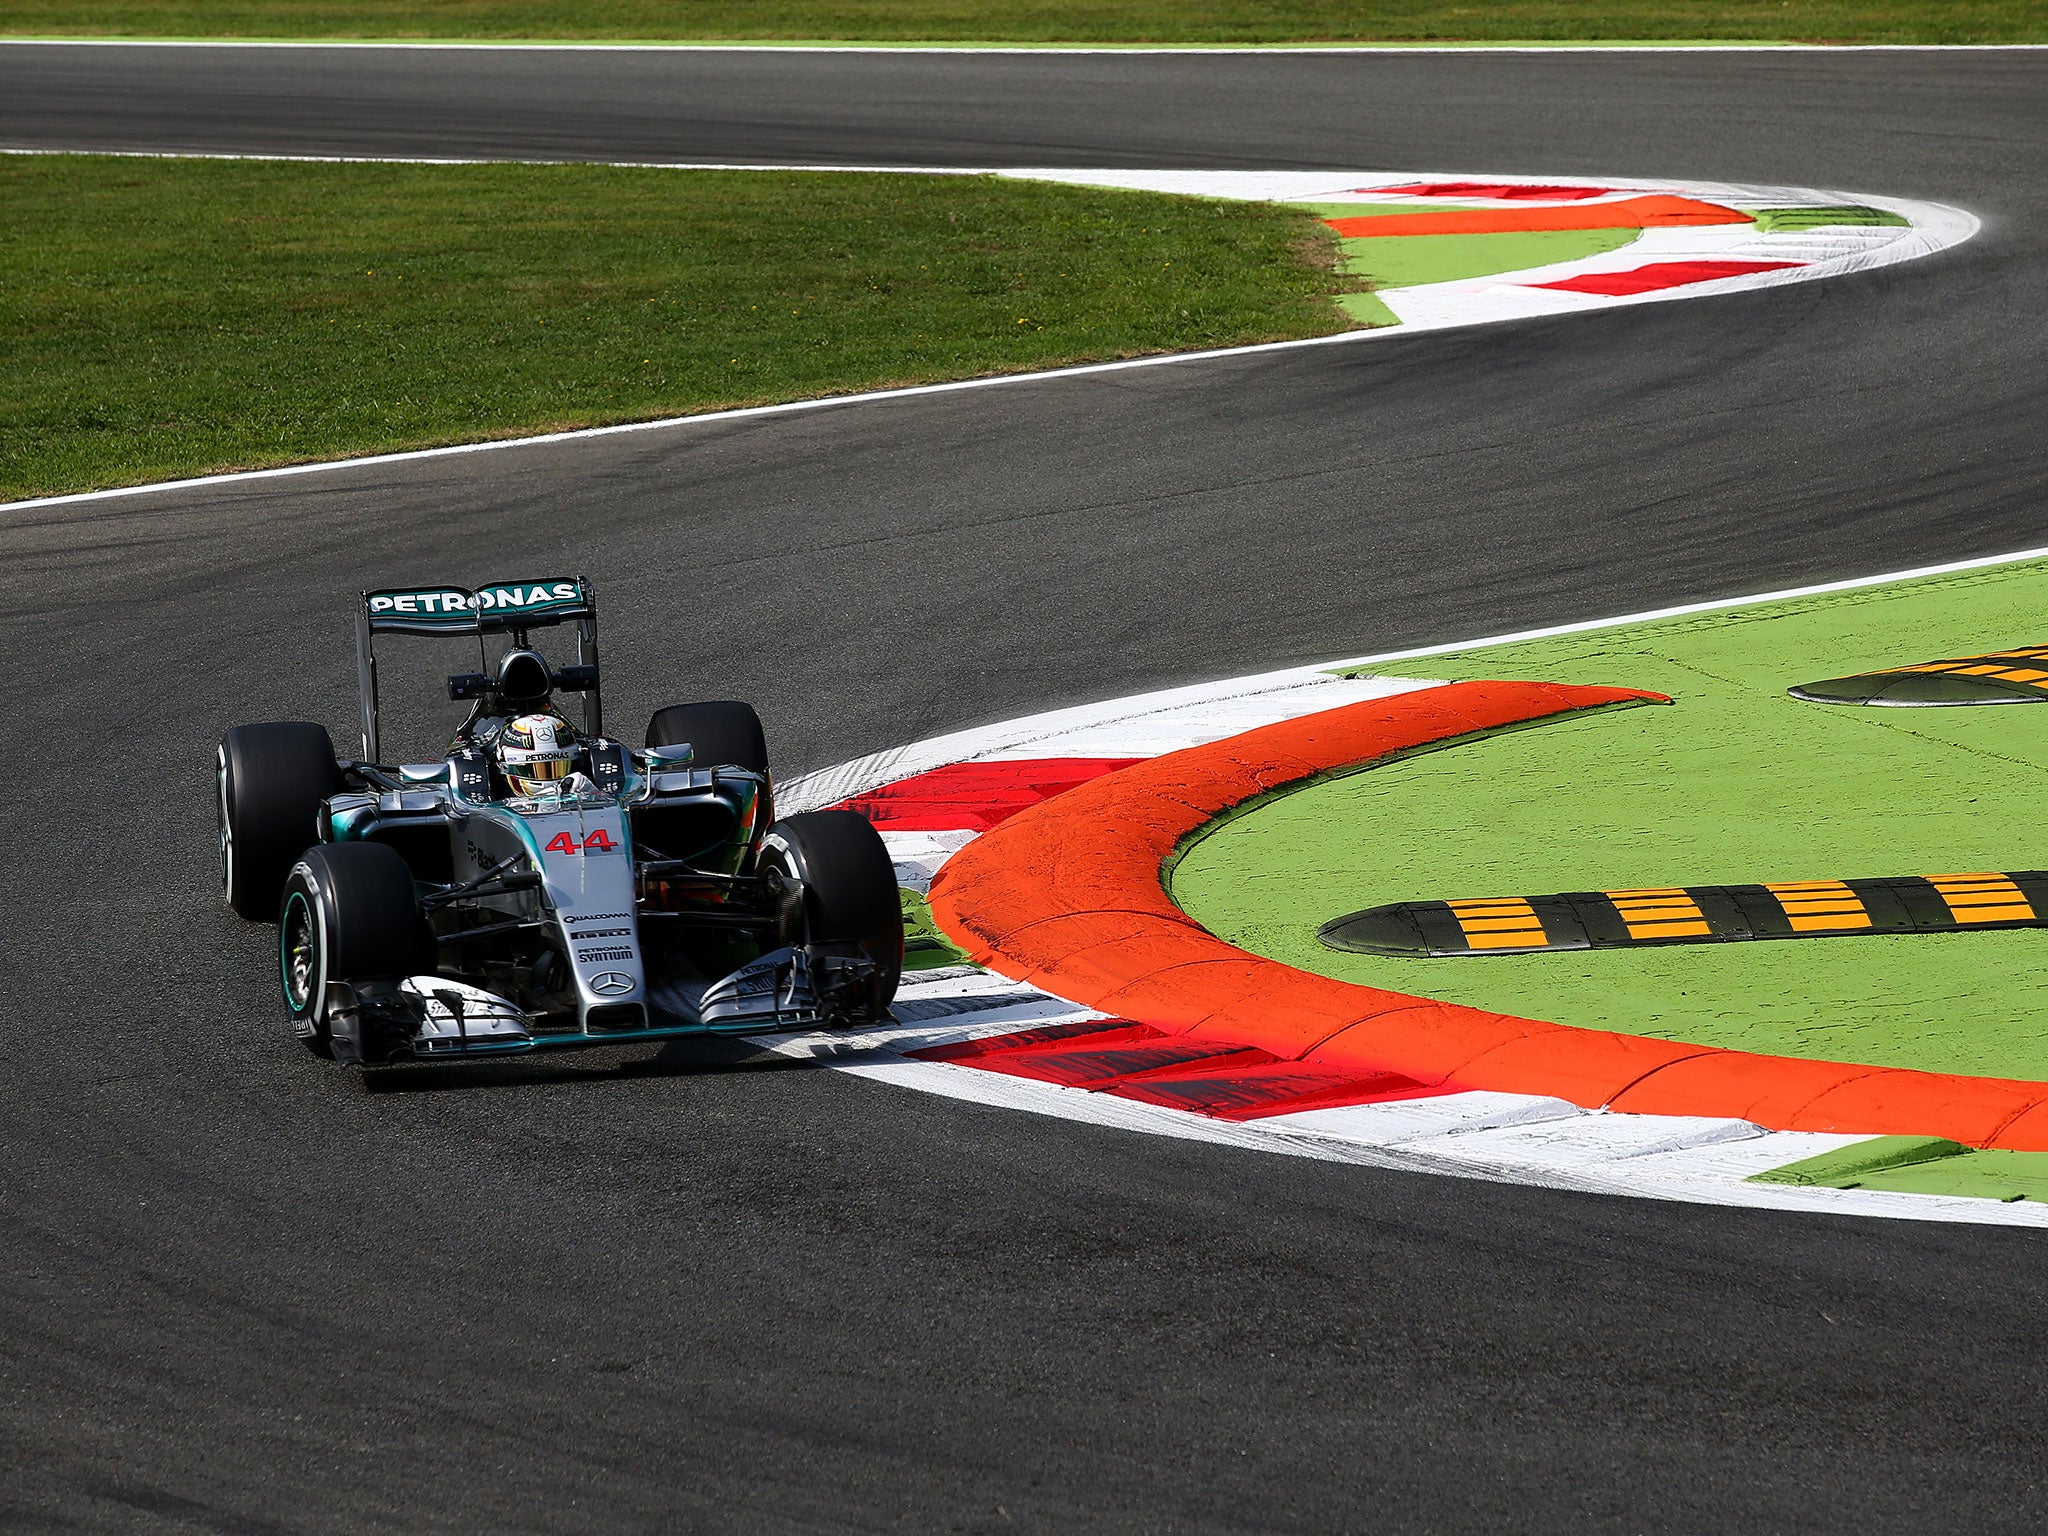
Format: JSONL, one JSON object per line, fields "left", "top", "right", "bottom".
{"left": 758, "top": 810, "right": 904, "bottom": 1008}
{"left": 219, "top": 722, "right": 343, "bottom": 921}
{"left": 280, "top": 842, "right": 434, "bottom": 1057}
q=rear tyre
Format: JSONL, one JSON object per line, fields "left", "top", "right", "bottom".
{"left": 645, "top": 701, "right": 769, "bottom": 774}
{"left": 219, "top": 722, "right": 343, "bottom": 921}
{"left": 279, "top": 842, "right": 433, "bottom": 1057}
{"left": 758, "top": 810, "right": 904, "bottom": 1008}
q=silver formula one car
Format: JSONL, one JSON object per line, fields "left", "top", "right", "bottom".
{"left": 216, "top": 577, "right": 902, "bottom": 1069}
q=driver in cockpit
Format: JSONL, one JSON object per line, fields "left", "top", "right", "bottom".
{"left": 455, "top": 649, "right": 596, "bottom": 801}
{"left": 492, "top": 711, "right": 596, "bottom": 800}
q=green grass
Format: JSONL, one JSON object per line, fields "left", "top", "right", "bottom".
{"left": 1170, "top": 559, "right": 2048, "bottom": 1083}
{"left": 0, "top": 156, "right": 1356, "bottom": 499}
{"left": 1, "top": 0, "right": 2042, "bottom": 43}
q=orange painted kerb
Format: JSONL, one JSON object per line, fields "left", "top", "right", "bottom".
{"left": 1324, "top": 194, "right": 1754, "bottom": 239}
{"left": 927, "top": 679, "right": 2048, "bottom": 1151}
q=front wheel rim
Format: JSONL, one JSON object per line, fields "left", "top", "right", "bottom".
{"left": 760, "top": 846, "right": 809, "bottom": 946}
{"left": 280, "top": 891, "right": 317, "bottom": 1014}
{"left": 217, "top": 750, "right": 233, "bottom": 895}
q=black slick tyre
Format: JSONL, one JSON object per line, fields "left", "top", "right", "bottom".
{"left": 279, "top": 842, "right": 434, "bottom": 1057}
{"left": 758, "top": 810, "right": 904, "bottom": 1008}
{"left": 645, "top": 701, "right": 769, "bottom": 773}
{"left": 219, "top": 722, "right": 343, "bottom": 921}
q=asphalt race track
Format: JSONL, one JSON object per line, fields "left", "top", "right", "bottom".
{"left": 4, "top": 43, "right": 2047, "bottom": 1534}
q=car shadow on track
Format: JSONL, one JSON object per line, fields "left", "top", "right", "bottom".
{"left": 352, "top": 1036, "right": 819, "bottom": 1095}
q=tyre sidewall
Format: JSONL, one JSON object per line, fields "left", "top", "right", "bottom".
{"left": 760, "top": 811, "right": 904, "bottom": 1003}
{"left": 278, "top": 844, "right": 433, "bottom": 1043}
{"left": 220, "top": 722, "right": 341, "bottom": 921}
{"left": 644, "top": 701, "right": 769, "bottom": 773}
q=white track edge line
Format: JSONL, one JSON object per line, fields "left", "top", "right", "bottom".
{"left": 1324, "top": 543, "right": 2048, "bottom": 670}
{"left": 0, "top": 330, "right": 1383, "bottom": 515}
{"left": 797, "top": 991, "right": 2043, "bottom": 1224}
{"left": 0, "top": 161, "right": 1974, "bottom": 516}
{"left": 5, "top": 38, "right": 2047, "bottom": 52}
{"left": 0, "top": 147, "right": 999, "bottom": 170}
{"left": 754, "top": 1041, "right": 2048, "bottom": 1226}
{"left": 781, "top": 539, "right": 2048, "bottom": 810}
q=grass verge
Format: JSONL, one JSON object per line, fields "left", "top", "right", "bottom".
{"left": 0, "top": 1, "right": 2043, "bottom": 44}
{"left": 0, "top": 156, "right": 1355, "bottom": 500}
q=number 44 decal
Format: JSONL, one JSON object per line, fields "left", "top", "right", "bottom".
{"left": 545, "top": 828, "right": 618, "bottom": 855}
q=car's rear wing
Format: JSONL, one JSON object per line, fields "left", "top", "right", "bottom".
{"left": 355, "top": 578, "right": 601, "bottom": 762}
{"left": 362, "top": 579, "right": 594, "bottom": 636}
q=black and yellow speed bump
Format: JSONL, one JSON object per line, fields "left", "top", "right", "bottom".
{"left": 1791, "top": 647, "right": 2048, "bottom": 706}
{"left": 1319, "top": 872, "right": 2048, "bottom": 957}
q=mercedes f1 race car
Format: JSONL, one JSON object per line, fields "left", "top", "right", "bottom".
{"left": 216, "top": 577, "right": 903, "bottom": 1069}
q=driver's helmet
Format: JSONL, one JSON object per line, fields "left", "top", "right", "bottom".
{"left": 497, "top": 712, "right": 580, "bottom": 797}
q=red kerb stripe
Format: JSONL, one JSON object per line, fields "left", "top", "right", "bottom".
{"left": 830, "top": 757, "right": 1144, "bottom": 831}
{"left": 1531, "top": 259, "right": 1803, "bottom": 296}
{"left": 1368, "top": 182, "right": 1614, "bottom": 201}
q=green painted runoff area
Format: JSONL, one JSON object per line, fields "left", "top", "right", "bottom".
{"left": 1752, "top": 1136, "right": 2048, "bottom": 1199}
{"left": 1170, "top": 559, "right": 2048, "bottom": 1084}
{"left": 902, "top": 888, "right": 968, "bottom": 971}
{"left": 1334, "top": 292, "right": 1403, "bottom": 326}
{"left": 1, "top": 0, "right": 2039, "bottom": 44}
{"left": 1294, "top": 200, "right": 1910, "bottom": 308}
{"left": 1284, "top": 201, "right": 1647, "bottom": 322}
{"left": 1337, "top": 228, "right": 1643, "bottom": 289}
{"left": 1748, "top": 206, "right": 1909, "bottom": 233}
{"left": 1292, "top": 199, "right": 1650, "bottom": 287}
